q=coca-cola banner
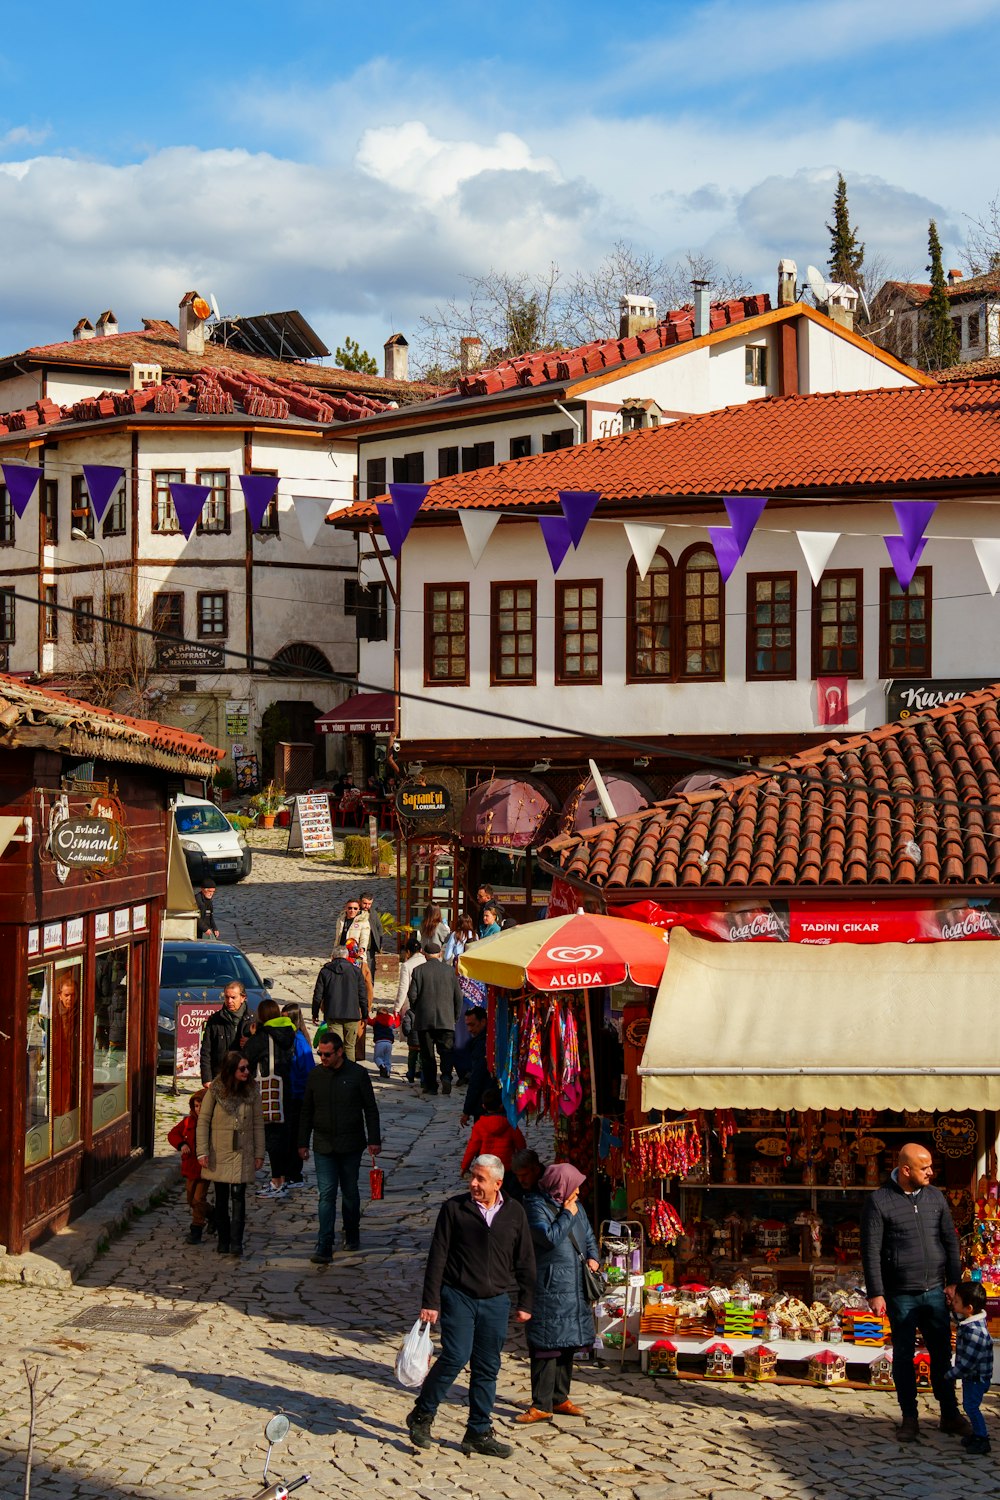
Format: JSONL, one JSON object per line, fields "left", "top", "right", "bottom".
{"left": 613, "top": 896, "right": 1000, "bottom": 945}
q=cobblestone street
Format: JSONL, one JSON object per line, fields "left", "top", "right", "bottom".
{"left": 1, "top": 840, "right": 996, "bottom": 1499}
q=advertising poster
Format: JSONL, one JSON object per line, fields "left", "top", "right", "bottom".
{"left": 174, "top": 1000, "right": 219, "bottom": 1081}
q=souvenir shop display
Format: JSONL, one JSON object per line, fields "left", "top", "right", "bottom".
{"left": 594, "top": 1221, "right": 644, "bottom": 1365}
{"left": 966, "top": 1177, "right": 1000, "bottom": 1295}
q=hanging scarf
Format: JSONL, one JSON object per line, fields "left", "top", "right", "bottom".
{"left": 559, "top": 1003, "right": 583, "bottom": 1116}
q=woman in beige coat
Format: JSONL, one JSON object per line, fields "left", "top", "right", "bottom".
{"left": 196, "top": 1050, "right": 265, "bottom": 1258}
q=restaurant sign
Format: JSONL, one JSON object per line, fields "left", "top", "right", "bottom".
{"left": 156, "top": 640, "right": 226, "bottom": 671}
{"left": 395, "top": 783, "right": 451, "bottom": 819}
{"left": 49, "top": 816, "right": 127, "bottom": 870}
{"left": 886, "top": 678, "right": 994, "bottom": 721}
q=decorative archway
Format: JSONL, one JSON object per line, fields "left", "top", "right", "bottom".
{"left": 268, "top": 642, "right": 334, "bottom": 677}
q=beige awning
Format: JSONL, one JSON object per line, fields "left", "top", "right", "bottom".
{"left": 166, "top": 811, "right": 198, "bottom": 917}
{"left": 639, "top": 926, "right": 1000, "bottom": 1113}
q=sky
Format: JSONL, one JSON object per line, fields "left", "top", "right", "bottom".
{"left": 1, "top": 0, "right": 999, "bottom": 369}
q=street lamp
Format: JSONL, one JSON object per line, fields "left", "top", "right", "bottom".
{"left": 71, "top": 527, "right": 108, "bottom": 666}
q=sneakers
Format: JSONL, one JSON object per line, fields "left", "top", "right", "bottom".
{"left": 257, "top": 1182, "right": 288, "bottom": 1200}
{"left": 963, "top": 1435, "right": 992, "bottom": 1455}
{"left": 897, "top": 1416, "right": 920, "bottom": 1443}
{"left": 310, "top": 1252, "right": 332, "bottom": 1265}
{"left": 460, "top": 1427, "right": 512, "bottom": 1458}
{"left": 940, "top": 1413, "right": 973, "bottom": 1437}
{"left": 284, "top": 1179, "right": 304, "bottom": 1189}
{"left": 406, "top": 1409, "right": 434, "bottom": 1450}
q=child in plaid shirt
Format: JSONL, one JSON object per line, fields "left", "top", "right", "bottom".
{"left": 947, "top": 1280, "right": 993, "bottom": 1455}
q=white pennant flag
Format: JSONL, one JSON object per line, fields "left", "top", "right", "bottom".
{"left": 623, "top": 522, "right": 666, "bottom": 581}
{"left": 458, "top": 510, "right": 500, "bottom": 568}
{"left": 796, "top": 530, "right": 840, "bottom": 585}
{"left": 292, "top": 494, "right": 331, "bottom": 549}
{"left": 973, "top": 537, "right": 1000, "bottom": 597}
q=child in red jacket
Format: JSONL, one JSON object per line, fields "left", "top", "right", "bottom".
{"left": 461, "top": 1088, "right": 526, "bottom": 1176}
{"left": 167, "top": 1089, "right": 209, "bottom": 1243}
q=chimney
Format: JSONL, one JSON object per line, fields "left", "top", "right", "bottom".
{"left": 619, "top": 294, "right": 658, "bottom": 339}
{"left": 460, "top": 336, "right": 482, "bottom": 375}
{"left": 691, "top": 280, "right": 711, "bottom": 338}
{"left": 73, "top": 318, "right": 95, "bottom": 342}
{"left": 130, "top": 362, "right": 162, "bottom": 390}
{"left": 96, "top": 309, "right": 119, "bottom": 338}
{"left": 178, "top": 290, "right": 207, "bottom": 356}
{"left": 777, "top": 258, "right": 798, "bottom": 307}
{"left": 947, "top": 268, "right": 963, "bottom": 285}
{"left": 384, "top": 332, "right": 409, "bottom": 381}
{"left": 827, "top": 285, "right": 858, "bottom": 332}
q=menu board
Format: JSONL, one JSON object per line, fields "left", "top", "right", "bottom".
{"left": 286, "top": 793, "right": 336, "bottom": 854}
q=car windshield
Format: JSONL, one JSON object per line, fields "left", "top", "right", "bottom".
{"left": 174, "top": 804, "right": 233, "bottom": 836}
{"left": 160, "top": 948, "right": 263, "bottom": 989}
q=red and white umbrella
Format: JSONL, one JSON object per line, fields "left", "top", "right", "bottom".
{"left": 458, "top": 911, "right": 669, "bottom": 991}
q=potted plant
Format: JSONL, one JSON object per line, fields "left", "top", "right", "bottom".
{"left": 249, "top": 782, "right": 284, "bottom": 829}
{"left": 214, "top": 766, "right": 234, "bottom": 805}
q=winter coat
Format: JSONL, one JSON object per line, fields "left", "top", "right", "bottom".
{"left": 196, "top": 1078, "right": 265, "bottom": 1184}
{"left": 167, "top": 1110, "right": 203, "bottom": 1181}
{"left": 461, "top": 1112, "right": 526, "bottom": 1175}
{"left": 243, "top": 1015, "right": 297, "bottom": 1086}
{"left": 408, "top": 958, "right": 463, "bottom": 1031}
{"left": 421, "top": 1191, "right": 535, "bottom": 1313}
{"left": 312, "top": 957, "right": 367, "bottom": 1025}
{"left": 524, "top": 1191, "right": 600, "bottom": 1350}
{"left": 289, "top": 1029, "right": 316, "bottom": 1100}
{"left": 861, "top": 1175, "right": 961, "bottom": 1299}
{"left": 195, "top": 890, "right": 217, "bottom": 937}
{"left": 396, "top": 952, "right": 425, "bottom": 1013}
{"left": 334, "top": 907, "right": 372, "bottom": 954}
{"left": 200, "top": 1002, "right": 253, "bottom": 1083}
{"left": 299, "top": 1057, "right": 381, "bottom": 1156}
{"left": 462, "top": 1030, "right": 492, "bottom": 1120}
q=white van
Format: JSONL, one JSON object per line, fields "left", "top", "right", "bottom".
{"left": 172, "top": 794, "right": 252, "bottom": 885}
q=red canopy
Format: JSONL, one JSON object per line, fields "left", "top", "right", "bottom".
{"left": 315, "top": 692, "right": 394, "bottom": 735}
{"left": 459, "top": 775, "right": 558, "bottom": 849}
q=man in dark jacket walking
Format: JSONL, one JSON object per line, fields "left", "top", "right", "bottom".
{"left": 460, "top": 1009, "right": 492, "bottom": 1126}
{"left": 299, "top": 1032, "right": 381, "bottom": 1262}
{"left": 200, "top": 981, "right": 253, "bottom": 1083}
{"left": 195, "top": 882, "right": 220, "bottom": 939}
{"left": 312, "top": 945, "right": 368, "bottom": 1060}
{"left": 861, "top": 1142, "right": 970, "bottom": 1443}
{"left": 360, "top": 890, "right": 384, "bottom": 976}
{"left": 407, "top": 1154, "right": 535, "bottom": 1459}
{"left": 408, "top": 941, "right": 463, "bottom": 1096}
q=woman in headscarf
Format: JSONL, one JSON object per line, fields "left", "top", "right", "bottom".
{"left": 517, "top": 1163, "right": 601, "bottom": 1424}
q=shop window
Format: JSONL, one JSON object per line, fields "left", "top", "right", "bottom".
{"left": 555, "top": 579, "right": 602, "bottom": 683}
{"left": 879, "top": 566, "right": 931, "bottom": 677}
{"left": 196, "top": 469, "right": 230, "bottom": 534}
{"left": 438, "top": 446, "right": 460, "bottom": 478}
{"left": 0, "top": 485, "right": 14, "bottom": 546}
{"left": 626, "top": 551, "right": 671, "bottom": 681}
{"left": 542, "top": 428, "right": 574, "bottom": 452}
{"left": 424, "top": 582, "right": 469, "bottom": 685}
{"left": 93, "top": 947, "right": 129, "bottom": 1127}
{"left": 365, "top": 457, "right": 387, "bottom": 498}
{"left": 152, "top": 469, "right": 183, "bottom": 533}
{"left": 40, "top": 479, "right": 59, "bottom": 544}
{"left": 747, "top": 572, "right": 797, "bottom": 680}
{"left": 25, "top": 960, "right": 83, "bottom": 1166}
{"left": 153, "top": 591, "right": 184, "bottom": 639}
{"left": 461, "top": 441, "right": 495, "bottom": 471}
{"left": 392, "top": 452, "right": 424, "bottom": 483}
{"left": 812, "top": 569, "right": 863, "bottom": 678}
{"left": 72, "top": 595, "right": 95, "bottom": 643}
{"left": 746, "top": 346, "right": 768, "bottom": 386}
{"left": 71, "top": 474, "right": 94, "bottom": 537}
{"left": 43, "top": 585, "right": 58, "bottom": 641}
{"left": 490, "top": 581, "right": 536, "bottom": 684}
{"left": 509, "top": 434, "right": 532, "bottom": 460}
{"left": 679, "top": 544, "right": 724, "bottom": 679}
{"left": 102, "top": 483, "right": 127, "bottom": 538}
{"left": 0, "top": 587, "right": 14, "bottom": 644}
{"left": 198, "top": 591, "right": 228, "bottom": 638}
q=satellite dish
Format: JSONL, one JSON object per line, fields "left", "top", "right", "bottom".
{"left": 209, "top": 293, "right": 221, "bottom": 322}
{"left": 191, "top": 296, "right": 212, "bottom": 321}
{"left": 587, "top": 759, "right": 618, "bottom": 822}
{"left": 806, "top": 265, "right": 830, "bottom": 307}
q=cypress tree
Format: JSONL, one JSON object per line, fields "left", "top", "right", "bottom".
{"left": 826, "top": 174, "right": 865, "bottom": 288}
{"left": 921, "top": 219, "right": 959, "bottom": 370}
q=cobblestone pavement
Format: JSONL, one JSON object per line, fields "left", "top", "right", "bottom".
{"left": 2, "top": 841, "right": 996, "bottom": 1498}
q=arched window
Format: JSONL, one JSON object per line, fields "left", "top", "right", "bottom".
{"left": 626, "top": 549, "right": 672, "bottom": 681}
{"left": 268, "top": 642, "right": 334, "bottom": 677}
{"left": 678, "top": 544, "right": 724, "bottom": 680}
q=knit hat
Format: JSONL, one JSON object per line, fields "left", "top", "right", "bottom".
{"left": 423, "top": 940, "right": 442, "bottom": 955}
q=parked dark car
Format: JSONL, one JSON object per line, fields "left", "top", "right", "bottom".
{"left": 158, "top": 940, "right": 272, "bottom": 1070}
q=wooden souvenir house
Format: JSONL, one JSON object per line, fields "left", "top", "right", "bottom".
{"left": 869, "top": 1352, "right": 895, "bottom": 1389}
{"left": 704, "top": 1342, "right": 735, "bottom": 1379}
{"left": 744, "top": 1344, "right": 778, "bottom": 1381}
{"left": 0, "top": 676, "right": 220, "bottom": 1253}
{"left": 914, "top": 1349, "right": 932, "bottom": 1390}
{"left": 808, "top": 1348, "right": 847, "bottom": 1386}
{"left": 648, "top": 1339, "right": 678, "bottom": 1377}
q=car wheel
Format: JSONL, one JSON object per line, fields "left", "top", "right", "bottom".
{"left": 239, "top": 849, "right": 253, "bottom": 881}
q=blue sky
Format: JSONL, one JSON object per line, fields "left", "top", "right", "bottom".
{"left": 0, "top": 1, "right": 998, "bottom": 364}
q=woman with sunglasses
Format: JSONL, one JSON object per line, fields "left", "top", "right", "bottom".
{"left": 196, "top": 1049, "right": 265, "bottom": 1258}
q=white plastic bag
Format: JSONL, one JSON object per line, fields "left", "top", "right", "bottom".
{"left": 395, "top": 1317, "right": 433, "bottom": 1389}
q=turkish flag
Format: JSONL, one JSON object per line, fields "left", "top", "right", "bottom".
{"left": 817, "top": 677, "right": 848, "bottom": 725}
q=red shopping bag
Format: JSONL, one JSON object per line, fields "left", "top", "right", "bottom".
{"left": 369, "top": 1166, "right": 384, "bottom": 1200}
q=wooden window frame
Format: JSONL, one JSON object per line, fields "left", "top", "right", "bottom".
{"left": 195, "top": 469, "right": 231, "bottom": 535}
{"left": 151, "top": 469, "right": 184, "bottom": 534}
{"left": 0, "top": 586, "right": 14, "bottom": 644}
{"left": 461, "top": 441, "right": 495, "bottom": 472}
{"left": 438, "top": 446, "right": 460, "bottom": 478}
{"left": 70, "top": 474, "right": 94, "bottom": 538}
{"left": 811, "top": 568, "right": 864, "bottom": 680}
{"left": 152, "top": 591, "right": 184, "bottom": 640}
{"left": 490, "top": 581, "right": 537, "bottom": 686}
{"left": 41, "top": 479, "right": 59, "bottom": 545}
{"left": 626, "top": 549, "right": 672, "bottom": 683}
{"left": 105, "top": 592, "right": 126, "bottom": 646}
{"left": 746, "top": 571, "right": 797, "bottom": 681}
{"left": 677, "top": 543, "right": 725, "bottom": 682}
{"left": 745, "top": 345, "right": 768, "bottom": 386}
{"left": 424, "top": 582, "right": 469, "bottom": 686}
{"left": 197, "top": 591, "right": 228, "bottom": 639}
{"left": 43, "top": 585, "right": 58, "bottom": 641}
{"left": 392, "top": 452, "right": 424, "bottom": 484}
{"left": 555, "top": 578, "right": 603, "bottom": 685}
{"left": 72, "top": 595, "right": 95, "bottom": 643}
{"left": 102, "top": 483, "right": 127, "bottom": 537}
{"left": 542, "top": 428, "right": 574, "bottom": 453}
{"left": 509, "top": 435, "right": 532, "bottom": 460}
{"left": 879, "top": 565, "right": 932, "bottom": 678}
{"left": 365, "top": 457, "right": 387, "bottom": 499}
{"left": 0, "top": 486, "right": 13, "bottom": 546}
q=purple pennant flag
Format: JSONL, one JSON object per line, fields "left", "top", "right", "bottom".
{"left": 884, "top": 534, "right": 928, "bottom": 591}
{"left": 723, "top": 494, "right": 768, "bottom": 555}
{"left": 540, "top": 515, "right": 573, "bottom": 573}
{"left": 168, "top": 482, "right": 210, "bottom": 539}
{"left": 388, "top": 482, "right": 429, "bottom": 548}
{"left": 558, "top": 490, "right": 600, "bottom": 548}
{"left": 83, "top": 464, "right": 125, "bottom": 523}
{"left": 238, "top": 473, "right": 280, "bottom": 531}
{"left": 2, "top": 462, "right": 42, "bottom": 518}
{"left": 892, "top": 499, "right": 936, "bottom": 557}
{"left": 376, "top": 501, "right": 406, "bottom": 558}
{"left": 707, "top": 525, "right": 742, "bottom": 583}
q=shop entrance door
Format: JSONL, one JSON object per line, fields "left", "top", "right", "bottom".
{"left": 402, "top": 835, "right": 465, "bottom": 935}
{"left": 130, "top": 941, "right": 149, "bottom": 1153}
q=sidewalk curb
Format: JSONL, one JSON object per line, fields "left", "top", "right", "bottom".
{"left": 0, "top": 1155, "right": 181, "bottom": 1288}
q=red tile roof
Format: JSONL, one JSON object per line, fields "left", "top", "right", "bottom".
{"left": 334, "top": 380, "right": 1000, "bottom": 525}
{"left": 454, "top": 296, "right": 772, "bottom": 397}
{"left": 937, "top": 354, "right": 1000, "bottom": 383}
{"left": 0, "top": 673, "right": 223, "bottom": 775}
{"left": 543, "top": 684, "right": 1000, "bottom": 893}
{"left": 881, "top": 271, "right": 1000, "bottom": 306}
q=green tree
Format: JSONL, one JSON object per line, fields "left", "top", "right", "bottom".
{"left": 920, "top": 219, "right": 960, "bottom": 370}
{"left": 826, "top": 173, "right": 865, "bottom": 289}
{"left": 335, "top": 337, "right": 378, "bottom": 375}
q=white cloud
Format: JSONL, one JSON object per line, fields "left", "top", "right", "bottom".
{"left": 357, "top": 121, "right": 557, "bottom": 201}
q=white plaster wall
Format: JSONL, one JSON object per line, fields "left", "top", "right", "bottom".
{"left": 799, "top": 320, "right": 918, "bottom": 391}
{"left": 0, "top": 370, "right": 43, "bottom": 410}
{"left": 393, "top": 498, "right": 1000, "bottom": 747}
{"left": 43, "top": 367, "right": 134, "bottom": 404}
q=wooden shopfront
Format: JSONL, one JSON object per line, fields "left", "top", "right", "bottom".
{"left": 0, "top": 675, "right": 221, "bottom": 1253}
